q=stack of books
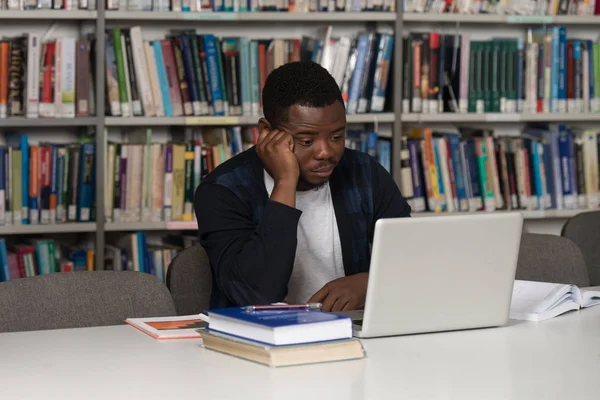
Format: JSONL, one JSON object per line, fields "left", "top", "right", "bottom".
{"left": 201, "top": 306, "right": 365, "bottom": 367}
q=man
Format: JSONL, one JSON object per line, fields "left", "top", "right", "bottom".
{"left": 194, "top": 61, "right": 411, "bottom": 312}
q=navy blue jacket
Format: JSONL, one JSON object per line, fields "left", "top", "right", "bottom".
{"left": 194, "top": 147, "right": 412, "bottom": 308}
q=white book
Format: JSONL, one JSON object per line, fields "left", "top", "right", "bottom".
{"left": 26, "top": 34, "right": 41, "bottom": 119}
{"left": 436, "top": 138, "right": 455, "bottom": 212}
{"left": 125, "top": 314, "right": 208, "bottom": 340}
{"left": 144, "top": 42, "right": 165, "bottom": 117}
{"left": 163, "top": 146, "right": 173, "bottom": 223}
{"left": 54, "top": 39, "right": 63, "bottom": 118}
{"left": 60, "top": 38, "right": 76, "bottom": 119}
{"left": 510, "top": 280, "right": 600, "bottom": 321}
{"left": 130, "top": 27, "right": 155, "bottom": 117}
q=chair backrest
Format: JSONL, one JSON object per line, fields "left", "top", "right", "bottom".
{"left": 561, "top": 211, "right": 600, "bottom": 285}
{"left": 166, "top": 245, "right": 212, "bottom": 316}
{"left": 0, "top": 271, "right": 176, "bottom": 333}
{"left": 516, "top": 232, "right": 590, "bottom": 287}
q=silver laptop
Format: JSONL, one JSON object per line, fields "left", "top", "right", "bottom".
{"left": 351, "top": 212, "right": 524, "bottom": 338}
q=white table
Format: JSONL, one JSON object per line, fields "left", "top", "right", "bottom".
{"left": 1, "top": 307, "right": 600, "bottom": 400}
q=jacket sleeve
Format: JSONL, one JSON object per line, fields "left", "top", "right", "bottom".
{"left": 194, "top": 183, "right": 301, "bottom": 306}
{"left": 371, "top": 157, "right": 412, "bottom": 223}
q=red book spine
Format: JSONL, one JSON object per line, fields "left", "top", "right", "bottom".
{"left": 566, "top": 41, "right": 574, "bottom": 110}
{"left": 161, "top": 40, "right": 183, "bottom": 117}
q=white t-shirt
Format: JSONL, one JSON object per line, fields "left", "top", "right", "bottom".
{"left": 264, "top": 171, "right": 345, "bottom": 303}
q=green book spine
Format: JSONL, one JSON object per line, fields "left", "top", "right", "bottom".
{"left": 483, "top": 41, "right": 492, "bottom": 112}
{"left": 47, "top": 240, "right": 57, "bottom": 274}
{"left": 494, "top": 40, "right": 504, "bottom": 113}
{"left": 187, "top": 33, "right": 208, "bottom": 113}
{"left": 215, "top": 38, "right": 229, "bottom": 114}
{"left": 183, "top": 141, "right": 194, "bottom": 221}
{"left": 402, "top": 36, "right": 412, "bottom": 113}
{"left": 468, "top": 41, "right": 478, "bottom": 113}
{"left": 112, "top": 29, "right": 130, "bottom": 113}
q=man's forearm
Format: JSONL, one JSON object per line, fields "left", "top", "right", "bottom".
{"left": 269, "top": 179, "right": 297, "bottom": 209}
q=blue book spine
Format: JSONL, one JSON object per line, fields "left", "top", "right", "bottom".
{"left": 137, "top": 231, "right": 145, "bottom": 273}
{"left": 203, "top": 35, "right": 224, "bottom": 116}
{"left": 543, "top": 142, "right": 554, "bottom": 208}
{"left": 558, "top": 126, "right": 573, "bottom": 201}
{"left": 407, "top": 140, "right": 425, "bottom": 211}
{"left": 432, "top": 139, "right": 446, "bottom": 211}
{"left": 50, "top": 144, "right": 58, "bottom": 223}
{"left": 377, "top": 140, "right": 391, "bottom": 173}
{"left": 0, "top": 239, "right": 9, "bottom": 282}
{"left": 347, "top": 34, "right": 369, "bottom": 114}
{"left": 567, "top": 130, "right": 578, "bottom": 199}
{"left": 239, "top": 37, "right": 251, "bottom": 116}
{"left": 546, "top": 129, "right": 563, "bottom": 209}
{"left": 152, "top": 41, "right": 173, "bottom": 117}
{"left": 558, "top": 27, "right": 567, "bottom": 112}
{"left": 20, "top": 136, "right": 28, "bottom": 224}
{"left": 448, "top": 134, "right": 467, "bottom": 211}
{"left": 77, "top": 144, "right": 95, "bottom": 222}
{"left": 588, "top": 40, "right": 595, "bottom": 112}
{"left": 73, "top": 250, "right": 87, "bottom": 271}
{"left": 574, "top": 40, "right": 582, "bottom": 112}
{"left": 370, "top": 34, "right": 394, "bottom": 112}
{"left": 146, "top": 249, "right": 154, "bottom": 277}
{"left": 551, "top": 27, "right": 560, "bottom": 113}
{"left": 213, "top": 0, "right": 223, "bottom": 11}
{"left": 516, "top": 37, "right": 525, "bottom": 113}
{"left": 35, "top": 242, "right": 46, "bottom": 275}
{"left": 180, "top": 35, "right": 200, "bottom": 116}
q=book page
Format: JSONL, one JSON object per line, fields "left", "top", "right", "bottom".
{"left": 580, "top": 288, "right": 600, "bottom": 308}
{"left": 509, "top": 280, "right": 578, "bottom": 320}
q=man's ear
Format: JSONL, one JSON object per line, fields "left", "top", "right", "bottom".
{"left": 258, "top": 117, "right": 272, "bottom": 133}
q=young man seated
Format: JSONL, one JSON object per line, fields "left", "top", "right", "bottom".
{"left": 194, "top": 61, "right": 411, "bottom": 312}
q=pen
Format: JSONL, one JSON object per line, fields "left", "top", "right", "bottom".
{"left": 244, "top": 303, "right": 322, "bottom": 312}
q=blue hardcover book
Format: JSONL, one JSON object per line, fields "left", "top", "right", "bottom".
{"left": 369, "top": 34, "right": 394, "bottom": 113}
{"left": 567, "top": 130, "right": 578, "bottom": 203}
{"left": 347, "top": 34, "right": 370, "bottom": 114}
{"left": 207, "top": 307, "right": 353, "bottom": 346}
{"left": 543, "top": 141, "right": 554, "bottom": 208}
{"left": 465, "top": 139, "right": 482, "bottom": 207}
{"left": 448, "top": 134, "right": 467, "bottom": 211}
{"left": 558, "top": 27, "right": 567, "bottom": 112}
{"left": 545, "top": 127, "right": 564, "bottom": 209}
{"left": 574, "top": 40, "right": 582, "bottom": 112}
{"left": 377, "top": 140, "right": 391, "bottom": 173}
{"left": 152, "top": 41, "right": 173, "bottom": 117}
{"left": 407, "top": 140, "right": 426, "bottom": 212}
{"left": 20, "top": 136, "right": 29, "bottom": 224}
{"left": 180, "top": 34, "right": 201, "bottom": 116}
{"left": 136, "top": 231, "right": 145, "bottom": 273}
{"left": 531, "top": 140, "right": 543, "bottom": 210}
{"left": 588, "top": 40, "right": 595, "bottom": 112}
{"left": 551, "top": 27, "right": 560, "bottom": 113}
{"left": 558, "top": 125, "right": 575, "bottom": 209}
{"left": 203, "top": 35, "right": 225, "bottom": 116}
{"left": 0, "top": 239, "right": 9, "bottom": 282}
{"left": 77, "top": 144, "right": 95, "bottom": 222}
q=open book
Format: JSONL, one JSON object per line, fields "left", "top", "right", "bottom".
{"left": 510, "top": 280, "right": 600, "bottom": 321}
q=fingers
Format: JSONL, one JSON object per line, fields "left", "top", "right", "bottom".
{"left": 308, "top": 285, "right": 329, "bottom": 305}
{"left": 331, "top": 297, "right": 350, "bottom": 313}
{"left": 321, "top": 291, "right": 338, "bottom": 312}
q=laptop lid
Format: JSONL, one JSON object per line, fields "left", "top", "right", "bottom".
{"left": 358, "top": 212, "right": 524, "bottom": 338}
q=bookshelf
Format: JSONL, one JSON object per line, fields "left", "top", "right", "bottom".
{"left": 2, "top": 1, "right": 600, "bottom": 275}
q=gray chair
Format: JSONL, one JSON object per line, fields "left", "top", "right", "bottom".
{"left": 166, "top": 245, "right": 212, "bottom": 316}
{"left": 561, "top": 211, "right": 600, "bottom": 285}
{"left": 0, "top": 271, "right": 176, "bottom": 333}
{"left": 516, "top": 232, "right": 590, "bottom": 287}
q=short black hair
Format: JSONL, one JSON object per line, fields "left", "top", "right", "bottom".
{"left": 262, "top": 61, "right": 344, "bottom": 129}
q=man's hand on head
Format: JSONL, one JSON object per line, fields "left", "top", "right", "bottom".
{"left": 308, "top": 273, "right": 369, "bottom": 312}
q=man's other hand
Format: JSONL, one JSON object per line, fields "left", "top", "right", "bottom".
{"left": 308, "top": 273, "right": 369, "bottom": 312}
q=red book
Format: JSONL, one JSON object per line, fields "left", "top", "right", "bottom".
{"left": 40, "top": 42, "right": 55, "bottom": 117}
{"left": 161, "top": 40, "right": 184, "bottom": 117}
{"left": 566, "top": 41, "right": 574, "bottom": 110}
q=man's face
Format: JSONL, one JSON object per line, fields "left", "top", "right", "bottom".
{"left": 278, "top": 101, "right": 346, "bottom": 190}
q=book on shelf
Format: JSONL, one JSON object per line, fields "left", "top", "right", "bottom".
{"left": 402, "top": 26, "right": 600, "bottom": 116}
{"left": 0, "top": 33, "right": 95, "bottom": 119}
{"left": 404, "top": 0, "right": 598, "bottom": 15}
{"left": 0, "top": 237, "right": 94, "bottom": 282}
{"left": 105, "top": 126, "right": 388, "bottom": 224}
{"left": 104, "top": 26, "right": 393, "bottom": 118}
{"left": 404, "top": 126, "right": 600, "bottom": 214}
{"left": 0, "top": 0, "right": 96, "bottom": 10}
{"left": 0, "top": 133, "right": 96, "bottom": 226}
{"left": 105, "top": 0, "right": 394, "bottom": 12}
{"left": 200, "top": 328, "right": 365, "bottom": 368}
{"left": 125, "top": 313, "right": 209, "bottom": 340}
{"left": 509, "top": 279, "right": 600, "bottom": 321}
{"left": 106, "top": 231, "right": 198, "bottom": 281}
